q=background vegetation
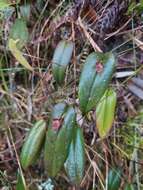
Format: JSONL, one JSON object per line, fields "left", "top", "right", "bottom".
{"left": 0, "top": 0, "right": 143, "bottom": 189}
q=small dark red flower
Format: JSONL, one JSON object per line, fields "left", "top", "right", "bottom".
{"left": 52, "top": 119, "right": 62, "bottom": 131}
{"left": 96, "top": 62, "right": 103, "bottom": 73}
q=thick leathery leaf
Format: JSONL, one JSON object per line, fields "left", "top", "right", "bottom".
{"left": 96, "top": 88, "right": 117, "bottom": 138}
{"left": 124, "top": 184, "right": 134, "bottom": 190}
{"left": 65, "top": 126, "right": 85, "bottom": 185}
{"left": 78, "top": 53, "right": 97, "bottom": 113}
{"left": 78, "top": 52, "right": 115, "bottom": 114}
{"left": 52, "top": 102, "right": 67, "bottom": 119}
{"left": 9, "top": 18, "right": 29, "bottom": 49}
{"left": 44, "top": 104, "right": 76, "bottom": 177}
{"left": 52, "top": 40, "right": 74, "bottom": 85}
{"left": 44, "top": 102, "right": 67, "bottom": 176}
{"left": 16, "top": 170, "right": 28, "bottom": 190}
{"left": 107, "top": 169, "right": 121, "bottom": 190}
{"left": 8, "top": 39, "right": 33, "bottom": 71}
{"left": 20, "top": 120, "right": 46, "bottom": 170}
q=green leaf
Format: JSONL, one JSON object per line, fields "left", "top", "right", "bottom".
{"left": 52, "top": 102, "right": 67, "bottom": 119}
{"left": 96, "top": 88, "right": 117, "bottom": 138}
{"left": 20, "top": 120, "right": 46, "bottom": 170}
{"left": 0, "top": 0, "right": 20, "bottom": 9}
{"left": 9, "top": 18, "right": 29, "bottom": 49}
{"left": 107, "top": 169, "right": 121, "bottom": 190}
{"left": 0, "top": 6, "right": 14, "bottom": 20}
{"left": 127, "top": 1, "right": 143, "bottom": 15}
{"left": 124, "top": 184, "right": 134, "bottom": 190}
{"left": 65, "top": 126, "right": 85, "bottom": 185}
{"left": 20, "top": 3, "right": 31, "bottom": 21}
{"left": 8, "top": 38, "right": 33, "bottom": 71}
{"left": 16, "top": 170, "right": 28, "bottom": 190}
{"left": 44, "top": 104, "right": 76, "bottom": 177}
{"left": 127, "top": 2, "right": 137, "bottom": 14}
{"left": 0, "top": 1, "right": 10, "bottom": 9}
{"left": 78, "top": 52, "right": 115, "bottom": 114}
{"left": 8, "top": 18, "right": 31, "bottom": 71}
{"left": 52, "top": 40, "right": 74, "bottom": 85}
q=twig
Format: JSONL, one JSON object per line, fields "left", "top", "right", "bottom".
{"left": 77, "top": 17, "right": 103, "bottom": 53}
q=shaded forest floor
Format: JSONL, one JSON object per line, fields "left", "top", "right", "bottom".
{"left": 0, "top": 0, "right": 143, "bottom": 189}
